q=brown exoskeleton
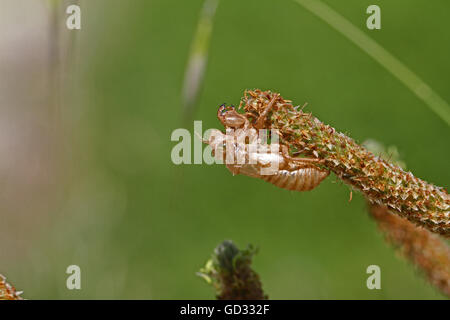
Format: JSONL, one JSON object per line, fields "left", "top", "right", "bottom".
{"left": 203, "top": 95, "right": 330, "bottom": 192}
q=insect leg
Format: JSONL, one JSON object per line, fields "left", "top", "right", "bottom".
{"left": 280, "top": 145, "right": 325, "bottom": 165}
{"left": 254, "top": 94, "right": 279, "bottom": 129}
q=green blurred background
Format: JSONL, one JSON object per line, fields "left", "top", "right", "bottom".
{"left": 0, "top": 0, "right": 449, "bottom": 299}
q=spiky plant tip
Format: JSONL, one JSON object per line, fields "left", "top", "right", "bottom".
{"left": 0, "top": 274, "right": 24, "bottom": 300}
{"left": 198, "top": 240, "right": 267, "bottom": 300}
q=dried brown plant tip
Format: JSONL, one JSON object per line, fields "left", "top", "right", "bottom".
{"left": 369, "top": 203, "right": 450, "bottom": 297}
{"left": 197, "top": 240, "right": 267, "bottom": 300}
{"left": 226, "top": 89, "right": 449, "bottom": 236}
{"left": 0, "top": 274, "right": 23, "bottom": 300}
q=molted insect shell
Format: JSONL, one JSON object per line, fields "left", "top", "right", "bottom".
{"left": 262, "top": 166, "right": 330, "bottom": 192}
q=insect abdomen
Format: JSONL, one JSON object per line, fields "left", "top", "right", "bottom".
{"left": 262, "top": 167, "right": 329, "bottom": 191}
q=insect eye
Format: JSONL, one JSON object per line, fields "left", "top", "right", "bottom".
{"left": 219, "top": 104, "right": 235, "bottom": 116}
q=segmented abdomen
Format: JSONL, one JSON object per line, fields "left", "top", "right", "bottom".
{"left": 262, "top": 167, "right": 329, "bottom": 191}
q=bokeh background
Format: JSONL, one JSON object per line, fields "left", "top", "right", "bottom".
{"left": 0, "top": 0, "right": 449, "bottom": 299}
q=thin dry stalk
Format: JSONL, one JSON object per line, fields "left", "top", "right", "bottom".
{"left": 369, "top": 203, "right": 450, "bottom": 297}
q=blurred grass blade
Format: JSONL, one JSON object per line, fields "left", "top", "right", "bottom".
{"left": 182, "top": 0, "right": 220, "bottom": 122}
{"left": 47, "top": 0, "right": 62, "bottom": 129}
{"left": 294, "top": 0, "right": 450, "bottom": 126}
